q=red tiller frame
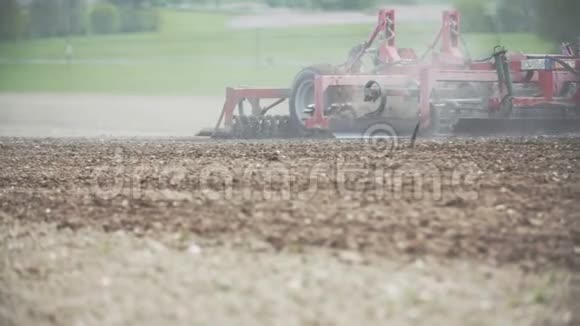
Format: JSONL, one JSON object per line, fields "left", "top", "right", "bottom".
{"left": 306, "top": 10, "right": 471, "bottom": 130}
{"left": 308, "top": 74, "right": 412, "bottom": 129}
{"left": 213, "top": 9, "right": 580, "bottom": 133}
{"left": 376, "top": 9, "right": 400, "bottom": 64}
{"left": 214, "top": 87, "right": 290, "bottom": 133}
{"left": 307, "top": 68, "right": 502, "bottom": 129}
{"left": 304, "top": 10, "right": 580, "bottom": 131}
{"left": 342, "top": 9, "right": 400, "bottom": 70}
{"left": 213, "top": 9, "right": 467, "bottom": 131}
{"left": 439, "top": 10, "right": 463, "bottom": 63}
{"left": 307, "top": 61, "right": 580, "bottom": 130}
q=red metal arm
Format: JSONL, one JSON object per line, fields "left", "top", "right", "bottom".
{"left": 345, "top": 9, "right": 399, "bottom": 71}
{"left": 215, "top": 87, "right": 290, "bottom": 133}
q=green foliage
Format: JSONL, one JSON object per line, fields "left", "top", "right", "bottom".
{"left": 109, "top": 0, "right": 151, "bottom": 7}
{"left": 495, "top": 0, "right": 533, "bottom": 33}
{"left": 535, "top": 0, "right": 580, "bottom": 42}
{"left": 453, "top": 0, "right": 493, "bottom": 33}
{"left": 29, "top": 0, "right": 63, "bottom": 37}
{"left": 457, "top": 0, "right": 579, "bottom": 43}
{"left": 266, "top": 0, "right": 310, "bottom": 8}
{"left": 66, "top": 0, "right": 89, "bottom": 36}
{"left": 0, "top": 10, "right": 551, "bottom": 94}
{"left": 2, "top": 0, "right": 156, "bottom": 40}
{"left": 265, "top": 0, "right": 285, "bottom": 7}
{"left": 90, "top": 2, "right": 120, "bottom": 34}
{"left": 106, "top": 0, "right": 161, "bottom": 33}
{"left": 119, "top": 8, "right": 160, "bottom": 33}
{"left": 335, "top": 0, "right": 375, "bottom": 10}
{"left": 0, "top": 0, "right": 27, "bottom": 40}
{"left": 265, "top": 0, "right": 375, "bottom": 10}
{"left": 28, "top": 0, "right": 88, "bottom": 38}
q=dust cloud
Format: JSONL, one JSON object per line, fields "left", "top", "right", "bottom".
{"left": 0, "top": 93, "right": 223, "bottom": 137}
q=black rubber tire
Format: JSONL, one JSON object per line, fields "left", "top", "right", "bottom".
{"left": 289, "top": 64, "right": 337, "bottom": 134}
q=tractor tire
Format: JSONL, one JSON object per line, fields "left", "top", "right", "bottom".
{"left": 289, "top": 64, "right": 338, "bottom": 134}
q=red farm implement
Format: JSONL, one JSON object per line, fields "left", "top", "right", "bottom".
{"left": 199, "top": 9, "right": 580, "bottom": 138}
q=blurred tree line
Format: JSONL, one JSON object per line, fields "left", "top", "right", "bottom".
{"left": 263, "top": 0, "right": 580, "bottom": 43}
{"left": 0, "top": 0, "right": 160, "bottom": 40}
{"left": 264, "top": 0, "right": 375, "bottom": 10}
{"left": 1, "top": 0, "right": 579, "bottom": 42}
{"left": 454, "top": 0, "right": 580, "bottom": 42}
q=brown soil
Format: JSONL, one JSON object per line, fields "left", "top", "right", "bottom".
{"left": 1, "top": 136, "right": 579, "bottom": 325}
{"left": 0, "top": 220, "right": 572, "bottom": 326}
{"left": 1, "top": 137, "right": 579, "bottom": 270}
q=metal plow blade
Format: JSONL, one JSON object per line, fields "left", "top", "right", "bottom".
{"left": 453, "top": 118, "right": 580, "bottom": 136}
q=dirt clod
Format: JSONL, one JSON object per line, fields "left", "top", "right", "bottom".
{"left": 1, "top": 137, "right": 579, "bottom": 325}
{"left": 1, "top": 137, "right": 579, "bottom": 270}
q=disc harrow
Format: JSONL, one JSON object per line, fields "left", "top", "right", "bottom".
{"left": 230, "top": 115, "right": 294, "bottom": 139}
{"left": 199, "top": 9, "right": 580, "bottom": 139}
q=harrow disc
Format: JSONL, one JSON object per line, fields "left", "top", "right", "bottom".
{"left": 228, "top": 115, "right": 295, "bottom": 139}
